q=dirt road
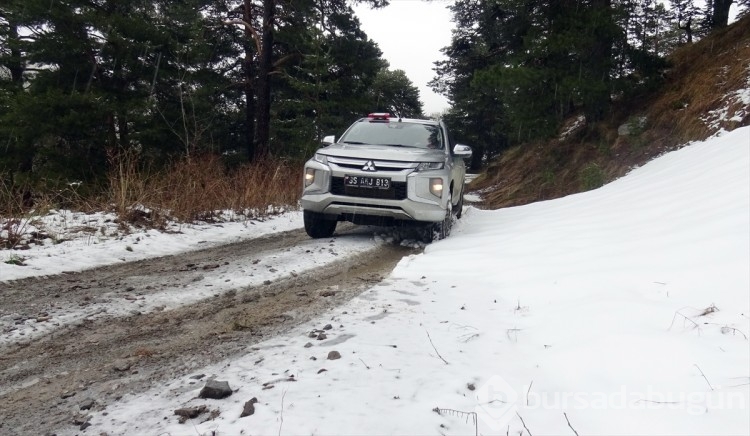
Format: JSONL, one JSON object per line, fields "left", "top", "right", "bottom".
{"left": 0, "top": 226, "right": 417, "bottom": 435}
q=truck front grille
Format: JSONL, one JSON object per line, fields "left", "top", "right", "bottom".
{"left": 331, "top": 177, "right": 407, "bottom": 200}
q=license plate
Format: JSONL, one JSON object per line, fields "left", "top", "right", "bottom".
{"left": 344, "top": 175, "right": 391, "bottom": 189}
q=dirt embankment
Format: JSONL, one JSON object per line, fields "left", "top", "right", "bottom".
{"left": 0, "top": 226, "right": 416, "bottom": 436}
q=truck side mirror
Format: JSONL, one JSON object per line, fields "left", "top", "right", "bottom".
{"left": 453, "top": 144, "right": 472, "bottom": 159}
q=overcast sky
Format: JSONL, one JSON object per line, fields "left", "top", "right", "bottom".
{"left": 353, "top": 0, "right": 454, "bottom": 116}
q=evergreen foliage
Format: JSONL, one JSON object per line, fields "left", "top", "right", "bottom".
{"left": 1, "top": 0, "right": 746, "bottom": 191}
{"left": 0, "top": 0, "right": 429, "bottom": 188}
{"left": 431, "top": 0, "right": 747, "bottom": 167}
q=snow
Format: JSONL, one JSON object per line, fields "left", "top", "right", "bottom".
{"left": 702, "top": 63, "right": 750, "bottom": 131}
{"left": 1, "top": 211, "right": 304, "bottom": 282}
{"left": 2, "top": 125, "right": 748, "bottom": 435}
{"left": 34, "top": 126, "right": 744, "bottom": 435}
{"left": 0, "top": 223, "right": 389, "bottom": 348}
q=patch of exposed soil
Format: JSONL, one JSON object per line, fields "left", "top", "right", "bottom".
{"left": 0, "top": 226, "right": 417, "bottom": 435}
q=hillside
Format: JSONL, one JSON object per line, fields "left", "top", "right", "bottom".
{"left": 471, "top": 14, "right": 750, "bottom": 209}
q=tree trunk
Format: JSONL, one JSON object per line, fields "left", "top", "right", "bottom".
{"left": 112, "top": 60, "right": 129, "bottom": 148}
{"left": 117, "top": 113, "right": 129, "bottom": 149}
{"left": 255, "top": 0, "right": 275, "bottom": 157}
{"left": 7, "top": 18, "right": 24, "bottom": 87}
{"left": 243, "top": 0, "right": 257, "bottom": 161}
{"left": 712, "top": 0, "right": 734, "bottom": 28}
{"left": 584, "top": 0, "right": 613, "bottom": 122}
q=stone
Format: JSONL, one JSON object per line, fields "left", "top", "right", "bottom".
{"left": 79, "top": 398, "right": 95, "bottom": 410}
{"left": 174, "top": 405, "right": 208, "bottom": 424}
{"left": 240, "top": 398, "right": 258, "bottom": 418}
{"left": 112, "top": 359, "right": 132, "bottom": 372}
{"left": 174, "top": 406, "right": 207, "bottom": 418}
{"left": 199, "top": 380, "right": 232, "bottom": 399}
{"left": 618, "top": 116, "right": 647, "bottom": 136}
{"left": 327, "top": 351, "right": 341, "bottom": 360}
{"left": 72, "top": 415, "right": 89, "bottom": 425}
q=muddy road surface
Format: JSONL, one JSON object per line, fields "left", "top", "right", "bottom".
{"left": 0, "top": 225, "right": 418, "bottom": 435}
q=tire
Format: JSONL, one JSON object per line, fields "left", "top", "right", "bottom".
{"left": 303, "top": 210, "right": 337, "bottom": 238}
{"left": 454, "top": 186, "right": 464, "bottom": 219}
{"left": 422, "top": 195, "right": 453, "bottom": 243}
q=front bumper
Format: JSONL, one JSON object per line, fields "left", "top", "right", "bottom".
{"left": 301, "top": 160, "right": 448, "bottom": 223}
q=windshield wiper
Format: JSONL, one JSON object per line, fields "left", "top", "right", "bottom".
{"left": 383, "top": 144, "right": 419, "bottom": 148}
{"left": 342, "top": 140, "right": 370, "bottom": 145}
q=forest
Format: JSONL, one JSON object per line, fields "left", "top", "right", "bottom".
{"left": 0, "top": 0, "right": 748, "bottom": 203}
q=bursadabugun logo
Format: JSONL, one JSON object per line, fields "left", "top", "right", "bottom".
{"left": 474, "top": 376, "right": 747, "bottom": 433}
{"left": 475, "top": 375, "right": 519, "bottom": 430}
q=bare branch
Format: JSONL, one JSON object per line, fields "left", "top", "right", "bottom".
{"left": 516, "top": 412, "right": 532, "bottom": 436}
{"left": 564, "top": 412, "right": 579, "bottom": 436}
{"left": 669, "top": 308, "right": 699, "bottom": 330}
{"left": 278, "top": 389, "right": 286, "bottom": 436}
{"left": 425, "top": 330, "right": 449, "bottom": 365}
{"left": 526, "top": 381, "right": 534, "bottom": 406}
{"left": 224, "top": 19, "right": 262, "bottom": 54}
{"left": 694, "top": 364, "right": 714, "bottom": 391}
{"left": 433, "top": 408, "right": 478, "bottom": 436}
{"left": 720, "top": 326, "right": 748, "bottom": 340}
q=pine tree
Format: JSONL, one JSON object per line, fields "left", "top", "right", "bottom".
{"left": 0, "top": 0, "right": 242, "bottom": 186}
{"left": 372, "top": 68, "right": 423, "bottom": 118}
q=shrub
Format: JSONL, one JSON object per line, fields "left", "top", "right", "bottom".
{"left": 579, "top": 163, "right": 605, "bottom": 191}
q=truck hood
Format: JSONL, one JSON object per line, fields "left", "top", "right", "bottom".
{"left": 317, "top": 143, "right": 445, "bottom": 163}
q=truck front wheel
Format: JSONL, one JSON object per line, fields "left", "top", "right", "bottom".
{"left": 303, "top": 210, "right": 337, "bottom": 238}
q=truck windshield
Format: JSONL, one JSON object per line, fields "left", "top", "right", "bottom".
{"left": 340, "top": 121, "right": 444, "bottom": 150}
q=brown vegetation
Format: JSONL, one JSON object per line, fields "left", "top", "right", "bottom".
{"left": 473, "top": 15, "right": 750, "bottom": 210}
{"left": 107, "top": 151, "right": 301, "bottom": 226}
{"left": 1, "top": 153, "right": 302, "bottom": 237}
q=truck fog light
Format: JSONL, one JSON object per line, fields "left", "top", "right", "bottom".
{"left": 429, "top": 178, "right": 443, "bottom": 197}
{"left": 304, "top": 168, "right": 315, "bottom": 187}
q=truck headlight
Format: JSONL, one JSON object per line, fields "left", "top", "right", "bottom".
{"left": 416, "top": 162, "right": 444, "bottom": 171}
{"left": 314, "top": 153, "right": 328, "bottom": 165}
{"left": 304, "top": 168, "right": 316, "bottom": 187}
{"left": 429, "top": 178, "right": 443, "bottom": 197}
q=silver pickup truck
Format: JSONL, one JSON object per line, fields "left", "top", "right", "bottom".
{"left": 301, "top": 113, "right": 472, "bottom": 241}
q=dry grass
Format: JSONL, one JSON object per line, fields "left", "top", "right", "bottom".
{"left": 0, "top": 176, "right": 53, "bottom": 249}
{"left": 107, "top": 151, "right": 302, "bottom": 226}
{"left": 474, "top": 15, "right": 750, "bottom": 209}
{"left": 1, "top": 152, "right": 303, "bottom": 247}
{"left": 651, "top": 15, "right": 750, "bottom": 142}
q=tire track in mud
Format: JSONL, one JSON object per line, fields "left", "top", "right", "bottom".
{"left": 0, "top": 226, "right": 419, "bottom": 436}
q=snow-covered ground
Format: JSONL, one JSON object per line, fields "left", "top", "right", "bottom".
{"left": 3, "top": 127, "right": 748, "bottom": 435}
{"left": 0, "top": 210, "right": 304, "bottom": 281}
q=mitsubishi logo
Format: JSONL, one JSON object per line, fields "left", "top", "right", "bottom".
{"left": 362, "top": 160, "right": 377, "bottom": 171}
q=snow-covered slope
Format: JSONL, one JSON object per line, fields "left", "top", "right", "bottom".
{"left": 82, "top": 127, "right": 749, "bottom": 435}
